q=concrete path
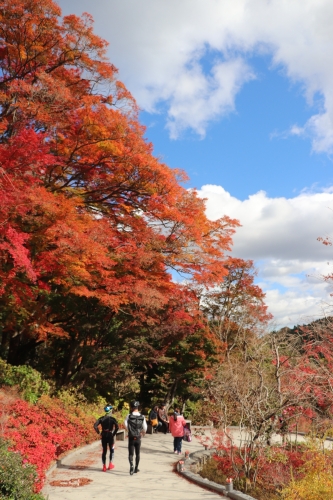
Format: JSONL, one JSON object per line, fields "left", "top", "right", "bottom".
{"left": 43, "top": 432, "right": 222, "bottom": 500}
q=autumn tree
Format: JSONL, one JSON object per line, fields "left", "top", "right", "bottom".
{"left": 0, "top": 0, "right": 238, "bottom": 406}
{"left": 200, "top": 326, "right": 322, "bottom": 490}
{"left": 200, "top": 257, "right": 272, "bottom": 359}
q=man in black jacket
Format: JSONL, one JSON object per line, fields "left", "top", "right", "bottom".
{"left": 124, "top": 401, "right": 147, "bottom": 475}
{"left": 94, "top": 405, "right": 119, "bottom": 472}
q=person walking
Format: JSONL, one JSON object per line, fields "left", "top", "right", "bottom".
{"left": 94, "top": 405, "right": 119, "bottom": 472}
{"left": 157, "top": 403, "right": 169, "bottom": 434}
{"left": 124, "top": 400, "right": 147, "bottom": 475}
{"left": 169, "top": 408, "right": 186, "bottom": 455}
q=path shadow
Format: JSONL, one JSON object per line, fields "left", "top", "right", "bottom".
{"left": 140, "top": 446, "right": 175, "bottom": 455}
{"left": 55, "top": 463, "right": 135, "bottom": 476}
{"left": 56, "top": 463, "right": 102, "bottom": 472}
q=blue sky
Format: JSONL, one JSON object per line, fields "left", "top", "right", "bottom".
{"left": 58, "top": 0, "right": 333, "bottom": 327}
{"left": 140, "top": 61, "right": 333, "bottom": 199}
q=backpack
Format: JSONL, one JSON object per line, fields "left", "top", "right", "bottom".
{"left": 183, "top": 425, "right": 192, "bottom": 442}
{"left": 127, "top": 413, "right": 144, "bottom": 438}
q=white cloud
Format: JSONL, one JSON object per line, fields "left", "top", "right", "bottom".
{"left": 197, "top": 184, "right": 333, "bottom": 326}
{"left": 199, "top": 184, "right": 333, "bottom": 260}
{"left": 264, "top": 287, "right": 332, "bottom": 330}
{"left": 59, "top": 0, "right": 333, "bottom": 148}
{"left": 166, "top": 59, "right": 254, "bottom": 138}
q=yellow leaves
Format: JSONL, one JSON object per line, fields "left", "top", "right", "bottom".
{"left": 282, "top": 446, "right": 333, "bottom": 500}
{"left": 282, "top": 471, "right": 333, "bottom": 500}
{"left": 18, "top": 47, "right": 28, "bottom": 61}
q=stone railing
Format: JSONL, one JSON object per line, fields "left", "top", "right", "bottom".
{"left": 176, "top": 427, "right": 333, "bottom": 499}
{"left": 177, "top": 445, "right": 257, "bottom": 499}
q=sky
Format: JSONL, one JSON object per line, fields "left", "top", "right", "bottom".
{"left": 57, "top": 0, "right": 333, "bottom": 327}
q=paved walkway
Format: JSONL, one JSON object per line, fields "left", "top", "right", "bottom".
{"left": 43, "top": 432, "right": 222, "bottom": 500}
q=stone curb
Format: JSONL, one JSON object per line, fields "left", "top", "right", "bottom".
{"left": 45, "top": 440, "right": 101, "bottom": 478}
{"left": 178, "top": 448, "right": 256, "bottom": 500}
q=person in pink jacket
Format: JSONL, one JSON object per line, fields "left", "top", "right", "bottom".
{"left": 168, "top": 408, "right": 187, "bottom": 454}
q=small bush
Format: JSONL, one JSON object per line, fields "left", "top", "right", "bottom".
{"left": 200, "top": 456, "right": 226, "bottom": 485}
{"left": 0, "top": 438, "right": 45, "bottom": 499}
{"left": 115, "top": 402, "right": 129, "bottom": 424}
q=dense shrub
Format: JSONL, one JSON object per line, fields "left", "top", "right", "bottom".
{"left": 199, "top": 435, "right": 333, "bottom": 500}
{"left": 254, "top": 445, "right": 304, "bottom": 492}
{"left": 3, "top": 394, "right": 97, "bottom": 491}
{"left": 0, "top": 360, "right": 49, "bottom": 403}
{"left": 281, "top": 445, "right": 333, "bottom": 500}
{"left": 0, "top": 438, "right": 44, "bottom": 499}
{"left": 200, "top": 449, "right": 298, "bottom": 500}
{"left": 56, "top": 387, "right": 107, "bottom": 419}
{"left": 200, "top": 456, "right": 226, "bottom": 485}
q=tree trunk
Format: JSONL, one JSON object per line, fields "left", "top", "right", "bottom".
{"left": 61, "top": 338, "right": 80, "bottom": 386}
{"left": 164, "top": 379, "right": 179, "bottom": 411}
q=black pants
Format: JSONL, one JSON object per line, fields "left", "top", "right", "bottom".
{"left": 159, "top": 420, "right": 168, "bottom": 434}
{"left": 101, "top": 433, "right": 114, "bottom": 464}
{"left": 128, "top": 436, "right": 141, "bottom": 467}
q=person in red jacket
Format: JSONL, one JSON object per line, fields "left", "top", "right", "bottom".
{"left": 168, "top": 408, "right": 187, "bottom": 454}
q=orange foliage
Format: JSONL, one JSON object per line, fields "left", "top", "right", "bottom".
{"left": 0, "top": 0, "right": 238, "bottom": 355}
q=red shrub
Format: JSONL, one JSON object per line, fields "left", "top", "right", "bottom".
{"left": 196, "top": 428, "right": 308, "bottom": 494}
{"left": 256, "top": 447, "right": 305, "bottom": 493}
{"left": 2, "top": 395, "right": 96, "bottom": 491}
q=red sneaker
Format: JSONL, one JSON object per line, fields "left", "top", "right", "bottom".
{"left": 102, "top": 464, "right": 107, "bottom": 472}
{"left": 108, "top": 463, "right": 115, "bottom": 470}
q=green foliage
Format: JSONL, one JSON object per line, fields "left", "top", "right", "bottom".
{"left": 56, "top": 387, "right": 107, "bottom": 419}
{"left": 181, "top": 399, "right": 205, "bottom": 422}
{"left": 114, "top": 402, "right": 130, "bottom": 423}
{"left": 0, "top": 438, "right": 45, "bottom": 500}
{"left": 200, "top": 456, "right": 226, "bottom": 485}
{"left": 55, "top": 387, "right": 128, "bottom": 426}
{"left": 0, "top": 360, "right": 49, "bottom": 404}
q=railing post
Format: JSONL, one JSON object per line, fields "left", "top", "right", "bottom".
{"left": 178, "top": 460, "right": 185, "bottom": 472}
{"left": 225, "top": 477, "right": 233, "bottom": 492}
